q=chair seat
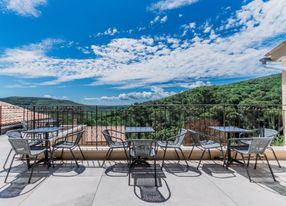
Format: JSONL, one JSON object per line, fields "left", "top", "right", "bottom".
{"left": 157, "top": 140, "right": 180, "bottom": 148}
{"left": 130, "top": 148, "right": 156, "bottom": 158}
{"left": 110, "top": 141, "right": 129, "bottom": 149}
{"left": 53, "top": 141, "right": 75, "bottom": 149}
{"left": 232, "top": 147, "right": 250, "bottom": 155}
{"left": 200, "top": 140, "right": 221, "bottom": 149}
{"left": 30, "top": 147, "right": 46, "bottom": 156}
{"left": 28, "top": 139, "right": 43, "bottom": 147}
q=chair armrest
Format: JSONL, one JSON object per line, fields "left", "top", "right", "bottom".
{"left": 109, "top": 135, "right": 126, "bottom": 143}
{"left": 228, "top": 138, "right": 255, "bottom": 141}
{"left": 108, "top": 129, "right": 126, "bottom": 135}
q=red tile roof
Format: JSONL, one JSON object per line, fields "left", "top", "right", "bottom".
{"left": 0, "top": 101, "right": 48, "bottom": 126}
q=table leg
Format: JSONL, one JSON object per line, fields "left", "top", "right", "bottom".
{"left": 44, "top": 133, "right": 50, "bottom": 167}
{"left": 226, "top": 133, "right": 231, "bottom": 166}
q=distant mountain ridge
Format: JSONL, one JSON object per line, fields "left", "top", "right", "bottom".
{"left": 0, "top": 74, "right": 282, "bottom": 107}
{"left": 0, "top": 97, "right": 83, "bottom": 107}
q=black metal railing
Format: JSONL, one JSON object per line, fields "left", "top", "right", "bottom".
{"left": 0, "top": 104, "right": 284, "bottom": 146}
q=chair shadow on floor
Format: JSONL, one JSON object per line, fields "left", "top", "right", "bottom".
{"left": 230, "top": 162, "right": 286, "bottom": 196}
{"left": 51, "top": 163, "right": 86, "bottom": 177}
{"left": 202, "top": 162, "right": 236, "bottom": 179}
{"left": 105, "top": 162, "right": 129, "bottom": 177}
{"left": 163, "top": 162, "right": 201, "bottom": 177}
{"left": 0, "top": 165, "right": 49, "bottom": 198}
{"left": 130, "top": 166, "right": 171, "bottom": 203}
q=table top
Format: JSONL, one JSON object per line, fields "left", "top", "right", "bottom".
{"left": 209, "top": 126, "right": 252, "bottom": 133}
{"left": 125, "top": 127, "right": 155, "bottom": 133}
{"left": 24, "top": 127, "right": 63, "bottom": 133}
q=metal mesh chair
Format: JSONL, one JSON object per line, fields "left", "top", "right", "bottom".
{"left": 157, "top": 128, "right": 189, "bottom": 168}
{"left": 240, "top": 128, "right": 281, "bottom": 168}
{"left": 101, "top": 129, "right": 129, "bottom": 167}
{"left": 5, "top": 138, "right": 46, "bottom": 184}
{"left": 3, "top": 129, "right": 42, "bottom": 169}
{"left": 128, "top": 139, "right": 158, "bottom": 186}
{"left": 229, "top": 137, "right": 276, "bottom": 182}
{"left": 51, "top": 130, "right": 85, "bottom": 168}
{"left": 259, "top": 128, "right": 281, "bottom": 168}
{"left": 188, "top": 129, "right": 224, "bottom": 169}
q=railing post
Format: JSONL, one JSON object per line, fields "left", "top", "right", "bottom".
{"left": 33, "top": 106, "right": 36, "bottom": 129}
{"left": 0, "top": 106, "right": 2, "bottom": 135}
{"left": 282, "top": 71, "right": 286, "bottom": 144}
{"left": 95, "top": 105, "right": 98, "bottom": 149}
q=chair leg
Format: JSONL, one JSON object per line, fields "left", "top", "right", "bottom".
{"left": 123, "top": 147, "right": 129, "bottom": 163}
{"left": 128, "top": 161, "right": 131, "bottom": 186}
{"left": 174, "top": 148, "right": 181, "bottom": 163}
{"left": 60, "top": 148, "right": 64, "bottom": 159}
{"left": 154, "top": 156, "right": 157, "bottom": 187}
{"left": 28, "top": 156, "right": 38, "bottom": 184}
{"left": 222, "top": 149, "right": 228, "bottom": 168}
{"left": 247, "top": 154, "right": 251, "bottom": 167}
{"left": 269, "top": 147, "right": 281, "bottom": 168}
{"left": 178, "top": 148, "right": 189, "bottom": 167}
{"left": 197, "top": 150, "right": 206, "bottom": 170}
{"left": 3, "top": 149, "right": 13, "bottom": 169}
{"left": 188, "top": 145, "right": 195, "bottom": 160}
{"left": 240, "top": 153, "right": 252, "bottom": 182}
{"left": 101, "top": 148, "right": 111, "bottom": 168}
{"left": 161, "top": 148, "right": 167, "bottom": 168}
{"left": 208, "top": 149, "right": 212, "bottom": 160}
{"left": 234, "top": 152, "right": 238, "bottom": 160}
{"left": 78, "top": 145, "right": 85, "bottom": 160}
{"left": 70, "top": 149, "right": 79, "bottom": 168}
{"left": 254, "top": 154, "right": 259, "bottom": 169}
{"left": 50, "top": 148, "right": 55, "bottom": 168}
{"left": 264, "top": 154, "right": 276, "bottom": 182}
{"left": 4, "top": 154, "right": 16, "bottom": 183}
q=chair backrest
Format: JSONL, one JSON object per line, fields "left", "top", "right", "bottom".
{"left": 102, "top": 129, "right": 114, "bottom": 146}
{"left": 248, "top": 137, "right": 272, "bottom": 154}
{"left": 260, "top": 128, "right": 278, "bottom": 138}
{"left": 130, "top": 139, "right": 155, "bottom": 158}
{"left": 8, "top": 138, "right": 31, "bottom": 156}
{"left": 73, "top": 130, "right": 85, "bottom": 145}
{"left": 6, "top": 129, "right": 23, "bottom": 139}
{"left": 173, "top": 128, "right": 188, "bottom": 146}
{"left": 258, "top": 128, "right": 278, "bottom": 147}
{"left": 188, "top": 129, "right": 203, "bottom": 146}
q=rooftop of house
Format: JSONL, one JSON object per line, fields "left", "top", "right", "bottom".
{"left": 0, "top": 101, "right": 48, "bottom": 128}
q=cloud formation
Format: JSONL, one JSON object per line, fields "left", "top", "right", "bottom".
{"left": 149, "top": 0, "right": 199, "bottom": 11}
{"left": 0, "top": 0, "right": 284, "bottom": 93}
{"left": 84, "top": 86, "right": 176, "bottom": 102}
{"left": 1, "top": 0, "right": 47, "bottom": 17}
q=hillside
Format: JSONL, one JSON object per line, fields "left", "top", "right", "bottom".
{"left": 0, "top": 74, "right": 282, "bottom": 108}
{"left": 0, "top": 97, "right": 83, "bottom": 107}
{"left": 146, "top": 74, "right": 281, "bottom": 106}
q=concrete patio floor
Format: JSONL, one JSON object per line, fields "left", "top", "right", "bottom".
{"left": 1, "top": 135, "right": 286, "bottom": 206}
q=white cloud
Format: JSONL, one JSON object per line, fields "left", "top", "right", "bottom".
{"left": 43, "top": 94, "right": 67, "bottom": 99}
{"left": 95, "top": 27, "right": 118, "bottom": 37}
{"left": 0, "top": 0, "right": 285, "bottom": 91}
{"left": 160, "top": 15, "right": 168, "bottom": 23}
{"left": 84, "top": 86, "right": 176, "bottom": 102}
{"left": 2, "top": 0, "right": 47, "bottom": 17}
{"left": 149, "top": 0, "right": 199, "bottom": 11}
{"left": 150, "top": 15, "right": 168, "bottom": 25}
{"left": 181, "top": 22, "right": 196, "bottom": 36}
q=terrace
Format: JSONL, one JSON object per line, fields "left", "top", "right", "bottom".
{"left": 0, "top": 104, "right": 286, "bottom": 206}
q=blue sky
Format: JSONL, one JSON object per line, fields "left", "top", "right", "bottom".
{"left": 0, "top": 0, "right": 284, "bottom": 105}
